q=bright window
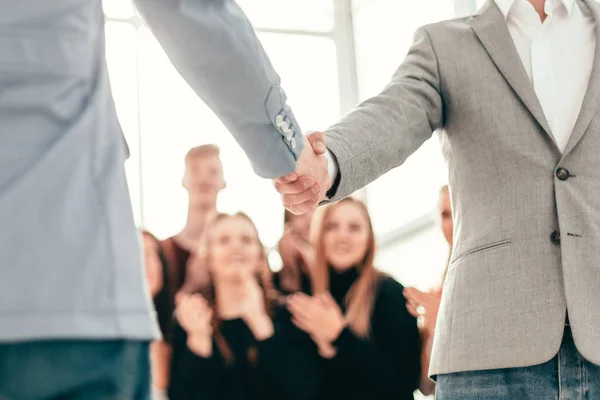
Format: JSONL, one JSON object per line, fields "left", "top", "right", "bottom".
{"left": 104, "top": 1, "right": 341, "bottom": 249}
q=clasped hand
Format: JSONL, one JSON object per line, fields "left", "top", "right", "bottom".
{"left": 274, "top": 132, "right": 331, "bottom": 215}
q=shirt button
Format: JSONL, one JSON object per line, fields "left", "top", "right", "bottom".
{"left": 556, "top": 168, "right": 570, "bottom": 181}
{"left": 550, "top": 231, "right": 561, "bottom": 245}
{"left": 290, "top": 137, "right": 297, "bottom": 150}
{"left": 275, "top": 114, "right": 285, "bottom": 126}
{"left": 279, "top": 121, "right": 290, "bottom": 131}
{"left": 283, "top": 127, "right": 294, "bottom": 141}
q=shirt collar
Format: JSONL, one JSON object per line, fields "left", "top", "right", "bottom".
{"left": 494, "top": 0, "right": 575, "bottom": 19}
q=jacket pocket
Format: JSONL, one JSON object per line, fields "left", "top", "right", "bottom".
{"left": 450, "top": 239, "right": 512, "bottom": 266}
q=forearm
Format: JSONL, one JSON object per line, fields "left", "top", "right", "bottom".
{"left": 186, "top": 334, "right": 212, "bottom": 358}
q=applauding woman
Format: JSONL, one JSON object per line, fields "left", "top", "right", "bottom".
{"left": 287, "top": 198, "right": 421, "bottom": 400}
{"left": 169, "top": 213, "right": 319, "bottom": 400}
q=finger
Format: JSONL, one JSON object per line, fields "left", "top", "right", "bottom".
{"left": 406, "top": 298, "right": 420, "bottom": 311}
{"left": 406, "top": 304, "right": 419, "bottom": 318}
{"left": 190, "top": 293, "right": 207, "bottom": 305}
{"left": 305, "top": 131, "right": 327, "bottom": 155}
{"left": 291, "top": 317, "right": 312, "bottom": 334}
{"left": 320, "top": 291, "right": 338, "bottom": 308}
{"left": 275, "top": 172, "right": 299, "bottom": 184}
{"left": 403, "top": 288, "right": 428, "bottom": 303}
{"left": 289, "top": 292, "right": 312, "bottom": 306}
{"left": 274, "top": 176, "right": 315, "bottom": 196}
{"left": 200, "top": 308, "right": 213, "bottom": 325}
{"left": 281, "top": 184, "right": 321, "bottom": 209}
{"left": 287, "top": 195, "right": 321, "bottom": 216}
{"left": 288, "top": 300, "right": 316, "bottom": 321}
{"left": 175, "top": 291, "right": 188, "bottom": 306}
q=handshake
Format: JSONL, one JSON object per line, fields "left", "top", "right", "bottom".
{"left": 274, "top": 132, "right": 332, "bottom": 215}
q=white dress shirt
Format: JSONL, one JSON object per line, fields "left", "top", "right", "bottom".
{"left": 496, "top": 0, "right": 596, "bottom": 152}
{"left": 326, "top": 0, "right": 596, "bottom": 185}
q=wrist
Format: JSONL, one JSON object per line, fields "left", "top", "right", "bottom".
{"left": 187, "top": 334, "right": 212, "bottom": 357}
{"left": 318, "top": 342, "right": 337, "bottom": 359}
{"left": 328, "top": 321, "right": 346, "bottom": 343}
{"left": 245, "top": 313, "right": 274, "bottom": 341}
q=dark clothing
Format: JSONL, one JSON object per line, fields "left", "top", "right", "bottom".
{"left": 272, "top": 268, "right": 312, "bottom": 295}
{"left": 154, "top": 245, "right": 175, "bottom": 341}
{"left": 318, "top": 268, "right": 421, "bottom": 400}
{"left": 160, "top": 237, "right": 191, "bottom": 293}
{"left": 169, "top": 307, "right": 319, "bottom": 400}
{"left": 0, "top": 340, "right": 150, "bottom": 400}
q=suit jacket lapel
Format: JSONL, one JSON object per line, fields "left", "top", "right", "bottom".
{"left": 563, "top": 0, "right": 600, "bottom": 156}
{"left": 471, "top": 0, "right": 557, "bottom": 149}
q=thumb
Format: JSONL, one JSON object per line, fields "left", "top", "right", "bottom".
{"left": 305, "top": 131, "right": 327, "bottom": 155}
{"left": 403, "top": 287, "right": 429, "bottom": 304}
{"left": 275, "top": 172, "right": 298, "bottom": 184}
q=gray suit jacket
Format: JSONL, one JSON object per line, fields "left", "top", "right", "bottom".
{"left": 0, "top": 0, "right": 300, "bottom": 342}
{"left": 325, "top": 0, "right": 600, "bottom": 375}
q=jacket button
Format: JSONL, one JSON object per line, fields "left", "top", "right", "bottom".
{"left": 550, "top": 231, "right": 561, "bottom": 245}
{"left": 556, "top": 168, "right": 570, "bottom": 181}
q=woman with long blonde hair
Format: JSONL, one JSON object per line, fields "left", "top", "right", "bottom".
{"left": 169, "top": 213, "right": 319, "bottom": 400}
{"left": 287, "top": 198, "right": 421, "bottom": 399}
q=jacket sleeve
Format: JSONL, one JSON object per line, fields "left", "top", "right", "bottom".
{"left": 324, "top": 26, "right": 442, "bottom": 201}
{"left": 133, "top": 0, "right": 303, "bottom": 178}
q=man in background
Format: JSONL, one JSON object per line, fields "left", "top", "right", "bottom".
{"left": 162, "top": 145, "right": 226, "bottom": 296}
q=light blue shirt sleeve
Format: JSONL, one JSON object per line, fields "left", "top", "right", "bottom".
{"left": 134, "top": 0, "right": 303, "bottom": 179}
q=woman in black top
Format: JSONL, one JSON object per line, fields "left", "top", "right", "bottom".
{"left": 168, "top": 213, "right": 319, "bottom": 400}
{"left": 287, "top": 198, "right": 421, "bottom": 400}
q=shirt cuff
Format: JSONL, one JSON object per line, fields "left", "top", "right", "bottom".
{"left": 324, "top": 149, "right": 339, "bottom": 187}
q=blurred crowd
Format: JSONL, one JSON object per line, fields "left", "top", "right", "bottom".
{"left": 141, "top": 145, "right": 453, "bottom": 400}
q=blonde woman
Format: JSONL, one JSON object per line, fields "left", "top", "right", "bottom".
{"left": 169, "top": 213, "right": 319, "bottom": 400}
{"left": 287, "top": 198, "right": 421, "bottom": 400}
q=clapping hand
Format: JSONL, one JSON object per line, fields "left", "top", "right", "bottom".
{"left": 175, "top": 293, "right": 213, "bottom": 357}
{"left": 238, "top": 270, "right": 274, "bottom": 341}
{"left": 287, "top": 291, "right": 345, "bottom": 358}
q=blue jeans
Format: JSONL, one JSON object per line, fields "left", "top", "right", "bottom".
{"left": 0, "top": 340, "right": 150, "bottom": 400}
{"left": 436, "top": 327, "right": 600, "bottom": 399}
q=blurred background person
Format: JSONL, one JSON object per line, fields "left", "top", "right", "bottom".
{"left": 404, "top": 185, "right": 453, "bottom": 396}
{"left": 142, "top": 230, "right": 175, "bottom": 399}
{"left": 272, "top": 209, "right": 315, "bottom": 295}
{"left": 288, "top": 198, "right": 421, "bottom": 400}
{"left": 169, "top": 213, "right": 320, "bottom": 400}
{"left": 162, "top": 145, "right": 226, "bottom": 297}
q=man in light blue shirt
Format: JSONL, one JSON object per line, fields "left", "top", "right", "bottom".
{"left": 0, "top": 0, "right": 326, "bottom": 398}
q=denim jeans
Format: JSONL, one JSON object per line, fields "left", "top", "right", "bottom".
{"left": 436, "top": 327, "right": 600, "bottom": 399}
{"left": 0, "top": 340, "right": 150, "bottom": 400}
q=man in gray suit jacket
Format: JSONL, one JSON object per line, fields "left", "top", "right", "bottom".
{"left": 276, "top": 0, "right": 600, "bottom": 398}
{"left": 0, "top": 0, "right": 327, "bottom": 398}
